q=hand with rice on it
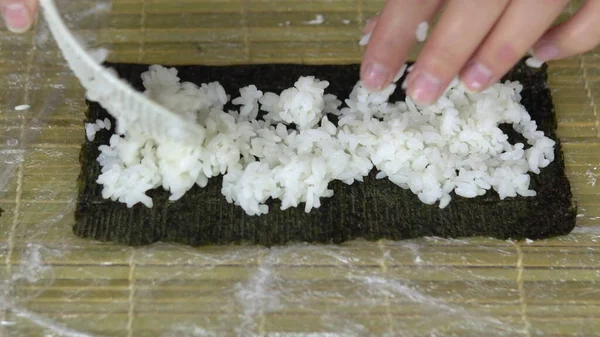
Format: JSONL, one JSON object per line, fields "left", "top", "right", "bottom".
{"left": 2, "top": 0, "right": 598, "bottom": 106}
{"left": 360, "top": 0, "right": 600, "bottom": 105}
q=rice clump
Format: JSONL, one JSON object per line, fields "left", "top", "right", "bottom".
{"left": 85, "top": 118, "right": 112, "bottom": 142}
{"left": 93, "top": 65, "right": 556, "bottom": 215}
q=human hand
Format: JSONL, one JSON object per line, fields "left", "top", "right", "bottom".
{"left": 360, "top": 0, "right": 600, "bottom": 105}
{"left": 1, "top": 0, "right": 37, "bottom": 33}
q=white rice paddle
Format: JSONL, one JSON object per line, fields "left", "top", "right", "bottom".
{"left": 39, "top": 0, "right": 206, "bottom": 146}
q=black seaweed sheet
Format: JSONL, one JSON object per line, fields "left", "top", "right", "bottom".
{"left": 74, "top": 61, "right": 576, "bottom": 247}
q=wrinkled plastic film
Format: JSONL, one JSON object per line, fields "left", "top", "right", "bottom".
{"left": 0, "top": 0, "right": 112, "bottom": 332}
{"left": 0, "top": 1, "right": 599, "bottom": 336}
{"left": 0, "top": 0, "right": 112, "bottom": 200}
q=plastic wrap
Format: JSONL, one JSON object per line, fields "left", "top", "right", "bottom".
{"left": 1, "top": 1, "right": 599, "bottom": 336}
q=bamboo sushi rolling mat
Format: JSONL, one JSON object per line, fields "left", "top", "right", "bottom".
{"left": 0, "top": 0, "right": 599, "bottom": 336}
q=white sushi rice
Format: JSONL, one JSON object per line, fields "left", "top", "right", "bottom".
{"left": 359, "top": 33, "right": 371, "bottom": 46}
{"left": 525, "top": 56, "right": 544, "bottom": 68}
{"left": 14, "top": 104, "right": 31, "bottom": 111}
{"left": 93, "top": 65, "right": 556, "bottom": 215}
{"left": 305, "top": 14, "right": 325, "bottom": 25}
{"left": 416, "top": 21, "right": 429, "bottom": 42}
{"left": 85, "top": 118, "right": 112, "bottom": 141}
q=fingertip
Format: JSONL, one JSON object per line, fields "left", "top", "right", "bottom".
{"left": 406, "top": 71, "right": 443, "bottom": 105}
{"left": 529, "top": 0, "right": 600, "bottom": 61}
{"left": 360, "top": 61, "right": 393, "bottom": 91}
{"left": 1, "top": 1, "right": 32, "bottom": 33}
{"left": 460, "top": 61, "right": 493, "bottom": 92}
{"left": 360, "top": 0, "right": 442, "bottom": 93}
{"left": 531, "top": 41, "right": 559, "bottom": 62}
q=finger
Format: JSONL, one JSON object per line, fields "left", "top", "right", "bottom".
{"left": 0, "top": 0, "right": 38, "bottom": 33}
{"left": 362, "top": 14, "right": 379, "bottom": 35}
{"left": 360, "top": 0, "right": 443, "bottom": 91}
{"left": 460, "top": 0, "right": 569, "bottom": 92}
{"left": 532, "top": 0, "right": 600, "bottom": 61}
{"left": 405, "top": 0, "right": 510, "bottom": 105}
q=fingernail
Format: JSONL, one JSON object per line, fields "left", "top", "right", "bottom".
{"left": 2, "top": 2, "right": 32, "bottom": 33}
{"left": 407, "top": 72, "right": 441, "bottom": 105}
{"left": 461, "top": 62, "right": 492, "bottom": 91}
{"left": 362, "top": 62, "right": 391, "bottom": 91}
{"left": 533, "top": 42, "right": 559, "bottom": 61}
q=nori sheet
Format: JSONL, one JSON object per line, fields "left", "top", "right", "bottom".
{"left": 74, "top": 60, "right": 577, "bottom": 247}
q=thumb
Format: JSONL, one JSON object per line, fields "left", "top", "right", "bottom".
{"left": 1, "top": 0, "right": 38, "bottom": 33}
